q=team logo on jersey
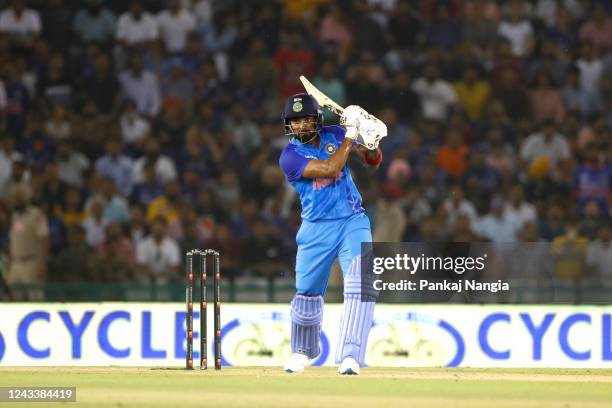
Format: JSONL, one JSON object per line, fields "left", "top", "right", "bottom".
{"left": 325, "top": 143, "right": 336, "bottom": 154}
{"left": 292, "top": 102, "right": 303, "bottom": 112}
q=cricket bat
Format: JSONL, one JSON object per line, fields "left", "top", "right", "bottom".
{"left": 299, "top": 75, "right": 345, "bottom": 115}
{"left": 299, "top": 75, "right": 387, "bottom": 149}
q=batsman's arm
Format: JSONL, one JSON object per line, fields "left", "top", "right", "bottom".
{"left": 354, "top": 145, "right": 383, "bottom": 168}
{"left": 302, "top": 138, "right": 353, "bottom": 179}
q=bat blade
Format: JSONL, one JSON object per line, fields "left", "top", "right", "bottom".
{"left": 299, "top": 75, "right": 344, "bottom": 115}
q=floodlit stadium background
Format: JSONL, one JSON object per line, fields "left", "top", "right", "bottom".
{"left": 0, "top": 0, "right": 611, "bottom": 368}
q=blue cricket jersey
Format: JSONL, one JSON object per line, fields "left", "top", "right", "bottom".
{"left": 279, "top": 125, "right": 364, "bottom": 221}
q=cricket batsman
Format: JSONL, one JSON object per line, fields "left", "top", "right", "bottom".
{"left": 278, "top": 93, "right": 384, "bottom": 375}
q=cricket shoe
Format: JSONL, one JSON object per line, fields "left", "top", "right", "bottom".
{"left": 337, "top": 357, "right": 360, "bottom": 375}
{"left": 284, "top": 353, "right": 308, "bottom": 373}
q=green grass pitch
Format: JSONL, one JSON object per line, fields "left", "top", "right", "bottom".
{"left": 1, "top": 367, "right": 611, "bottom": 407}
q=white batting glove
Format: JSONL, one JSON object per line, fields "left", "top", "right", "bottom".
{"left": 340, "top": 105, "right": 363, "bottom": 140}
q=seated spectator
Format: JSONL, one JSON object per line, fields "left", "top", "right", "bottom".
{"left": 78, "top": 52, "right": 119, "bottom": 114}
{"left": 82, "top": 194, "right": 108, "bottom": 247}
{"left": 72, "top": 0, "right": 116, "bottom": 45}
{"left": 119, "top": 52, "right": 161, "bottom": 117}
{"left": 497, "top": 0, "right": 533, "bottom": 57}
{"left": 115, "top": 1, "right": 158, "bottom": 47}
{"left": 573, "top": 143, "right": 610, "bottom": 217}
{"left": 61, "top": 188, "right": 85, "bottom": 228}
{"left": 146, "top": 180, "right": 182, "bottom": 239}
{"left": 530, "top": 71, "right": 566, "bottom": 124}
{"left": 579, "top": 4, "right": 612, "bottom": 51}
{"left": 100, "top": 177, "right": 129, "bottom": 224}
{"left": 484, "top": 127, "right": 517, "bottom": 180}
{"left": 207, "top": 223, "right": 242, "bottom": 281}
{"left": 49, "top": 225, "right": 95, "bottom": 284}
{"left": 36, "top": 53, "right": 72, "bottom": 108}
{"left": 156, "top": 0, "right": 195, "bottom": 54}
{"left": 0, "top": 0, "right": 41, "bottom": 49}
{"left": 95, "top": 137, "right": 134, "bottom": 196}
{"left": 131, "top": 138, "right": 177, "bottom": 184}
{"left": 454, "top": 66, "right": 490, "bottom": 122}
{"left": 586, "top": 224, "right": 612, "bottom": 282}
{"left": 436, "top": 129, "right": 470, "bottom": 179}
{"left": 127, "top": 203, "right": 147, "bottom": 246}
{"left": 551, "top": 221, "right": 589, "bottom": 281}
{"left": 474, "top": 195, "right": 520, "bottom": 242}
{"left": 6, "top": 183, "right": 48, "bottom": 299}
{"left": 492, "top": 66, "right": 530, "bottom": 120}
{"left": 412, "top": 65, "right": 457, "bottom": 121}
{"left": 520, "top": 120, "right": 571, "bottom": 179}
{"left": 131, "top": 160, "right": 163, "bottom": 206}
{"left": 504, "top": 185, "right": 537, "bottom": 229}
{"left": 442, "top": 184, "right": 478, "bottom": 228}
{"left": 44, "top": 104, "right": 71, "bottom": 142}
{"left": 580, "top": 201, "right": 605, "bottom": 240}
{"left": 119, "top": 99, "right": 150, "bottom": 152}
{"left": 274, "top": 29, "right": 315, "bottom": 97}
{"left": 95, "top": 222, "right": 136, "bottom": 282}
{"left": 242, "top": 219, "right": 286, "bottom": 280}
{"left": 576, "top": 41, "right": 604, "bottom": 100}
{"left": 136, "top": 216, "right": 180, "bottom": 284}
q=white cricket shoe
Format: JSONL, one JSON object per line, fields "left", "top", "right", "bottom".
{"left": 284, "top": 353, "right": 308, "bottom": 373}
{"left": 338, "top": 357, "right": 360, "bottom": 375}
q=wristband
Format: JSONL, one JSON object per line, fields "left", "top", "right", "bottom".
{"left": 363, "top": 148, "right": 382, "bottom": 167}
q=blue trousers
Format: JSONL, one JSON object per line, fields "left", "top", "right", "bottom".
{"left": 295, "top": 212, "right": 372, "bottom": 296}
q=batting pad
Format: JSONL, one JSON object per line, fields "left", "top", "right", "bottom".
{"left": 336, "top": 256, "right": 376, "bottom": 366}
{"left": 291, "top": 294, "right": 324, "bottom": 359}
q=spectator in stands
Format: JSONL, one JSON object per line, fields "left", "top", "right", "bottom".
{"left": 131, "top": 138, "right": 177, "bottom": 184}
{"left": 82, "top": 194, "right": 107, "bottom": 247}
{"left": 552, "top": 221, "right": 589, "bottom": 281}
{"left": 530, "top": 71, "right": 566, "bottom": 124}
{"left": 573, "top": 143, "right": 610, "bottom": 217}
{"left": 436, "top": 129, "right": 470, "bottom": 179}
{"left": 442, "top": 184, "right": 478, "bottom": 229}
{"left": 497, "top": 0, "right": 533, "bottom": 57}
{"left": 119, "top": 99, "right": 150, "bottom": 152}
{"left": 579, "top": 4, "right": 612, "bottom": 51}
{"left": 7, "top": 183, "right": 48, "bottom": 299}
{"left": 454, "top": 65, "right": 491, "bottom": 122}
{"left": 95, "top": 137, "right": 134, "bottom": 196}
{"left": 520, "top": 120, "right": 571, "bottom": 180}
{"left": 119, "top": 52, "right": 161, "bottom": 117}
{"left": 115, "top": 1, "right": 158, "bottom": 48}
{"left": 412, "top": 64, "right": 457, "bottom": 122}
{"left": 136, "top": 216, "right": 180, "bottom": 284}
{"left": 131, "top": 160, "right": 163, "bottom": 206}
{"left": 587, "top": 223, "right": 612, "bottom": 282}
{"left": 474, "top": 195, "right": 520, "bottom": 242}
{"left": 156, "top": 0, "right": 196, "bottom": 54}
{"left": 0, "top": 0, "right": 41, "bottom": 50}
{"left": 504, "top": 185, "right": 537, "bottom": 229}
{"left": 242, "top": 219, "right": 286, "bottom": 280}
{"left": 78, "top": 52, "right": 120, "bottom": 114}
{"left": 100, "top": 177, "right": 129, "bottom": 225}
{"left": 72, "top": 0, "right": 116, "bottom": 46}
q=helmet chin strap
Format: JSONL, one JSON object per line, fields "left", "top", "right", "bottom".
{"left": 285, "top": 123, "right": 319, "bottom": 145}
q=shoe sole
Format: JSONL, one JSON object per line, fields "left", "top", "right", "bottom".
{"left": 339, "top": 368, "right": 358, "bottom": 375}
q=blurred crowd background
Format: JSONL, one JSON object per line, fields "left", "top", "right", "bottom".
{"left": 0, "top": 0, "right": 610, "bottom": 302}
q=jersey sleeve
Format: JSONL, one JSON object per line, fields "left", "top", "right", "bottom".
{"left": 324, "top": 125, "right": 347, "bottom": 144}
{"left": 279, "top": 146, "right": 310, "bottom": 182}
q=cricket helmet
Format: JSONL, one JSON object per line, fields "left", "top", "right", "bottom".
{"left": 283, "top": 93, "right": 323, "bottom": 143}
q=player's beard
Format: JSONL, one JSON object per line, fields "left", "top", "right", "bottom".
{"left": 288, "top": 121, "right": 318, "bottom": 145}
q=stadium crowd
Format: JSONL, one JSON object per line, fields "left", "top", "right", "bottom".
{"left": 0, "top": 0, "right": 611, "bottom": 300}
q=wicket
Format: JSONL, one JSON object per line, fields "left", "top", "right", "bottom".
{"left": 185, "top": 249, "right": 221, "bottom": 370}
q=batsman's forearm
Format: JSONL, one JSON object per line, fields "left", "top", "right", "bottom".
{"left": 326, "top": 138, "right": 353, "bottom": 173}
